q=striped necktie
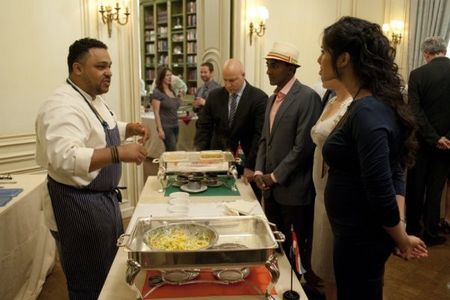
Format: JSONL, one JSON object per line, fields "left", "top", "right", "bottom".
{"left": 229, "top": 93, "right": 238, "bottom": 126}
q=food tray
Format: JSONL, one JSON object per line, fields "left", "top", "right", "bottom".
{"left": 118, "top": 216, "right": 284, "bottom": 270}
{"left": 153, "top": 151, "right": 236, "bottom": 173}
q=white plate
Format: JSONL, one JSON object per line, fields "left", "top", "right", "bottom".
{"left": 180, "top": 184, "right": 208, "bottom": 193}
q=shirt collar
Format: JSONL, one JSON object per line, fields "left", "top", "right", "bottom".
{"left": 67, "top": 78, "right": 96, "bottom": 101}
{"left": 233, "top": 80, "right": 246, "bottom": 97}
{"left": 273, "top": 76, "right": 296, "bottom": 97}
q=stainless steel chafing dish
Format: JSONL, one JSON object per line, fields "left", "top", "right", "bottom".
{"left": 153, "top": 151, "right": 238, "bottom": 174}
{"left": 153, "top": 151, "right": 240, "bottom": 193}
{"left": 117, "top": 216, "right": 285, "bottom": 295}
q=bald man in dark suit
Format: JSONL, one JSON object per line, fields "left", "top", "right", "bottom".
{"left": 194, "top": 59, "right": 268, "bottom": 199}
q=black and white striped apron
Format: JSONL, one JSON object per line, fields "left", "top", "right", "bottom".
{"left": 47, "top": 84, "right": 124, "bottom": 299}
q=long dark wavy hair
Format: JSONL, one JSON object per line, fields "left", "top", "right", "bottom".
{"left": 155, "top": 65, "right": 174, "bottom": 95}
{"left": 323, "top": 16, "right": 417, "bottom": 167}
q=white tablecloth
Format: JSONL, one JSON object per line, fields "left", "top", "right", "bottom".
{"left": 99, "top": 177, "right": 307, "bottom": 300}
{"left": 0, "top": 174, "right": 56, "bottom": 300}
{"left": 141, "top": 112, "right": 197, "bottom": 158}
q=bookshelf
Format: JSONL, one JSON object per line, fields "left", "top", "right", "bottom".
{"left": 141, "top": 0, "right": 198, "bottom": 95}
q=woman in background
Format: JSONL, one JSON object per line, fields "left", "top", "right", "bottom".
{"left": 152, "top": 66, "right": 182, "bottom": 151}
{"left": 310, "top": 76, "right": 352, "bottom": 299}
{"left": 321, "top": 16, "right": 428, "bottom": 300}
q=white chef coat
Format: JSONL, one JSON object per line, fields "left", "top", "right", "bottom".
{"left": 35, "top": 80, "right": 127, "bottom": 230}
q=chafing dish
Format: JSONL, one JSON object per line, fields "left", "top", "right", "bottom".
{"left": 153, "top": 151, "right": 236, "bottom": 172}
{"left": 144, "top": 222, "right": 218, "bottom": 251}
{"left": 118, "top": 215, "right": 285, "bottom": 295}
{"left": 153, "top": 151, "right": 240, "bottom": 193}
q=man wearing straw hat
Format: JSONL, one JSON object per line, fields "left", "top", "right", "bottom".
{"left": 255, "top": 42, "right": 322, "bottom": 289}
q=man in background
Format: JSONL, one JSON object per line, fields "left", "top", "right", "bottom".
{"left": 193, "top": 62, "right": 220, "bottom": 114}
{"left": 406, "top": 36, "right": 450, "bottom": 246}
{"left": 194, "top": 59, "right": 267, "bottom": 200}
{"left": 35, "top": 38, "right": 148, "bottom": 299}
{"left": 254, "top": 42, "right": 322, "bottom": 289}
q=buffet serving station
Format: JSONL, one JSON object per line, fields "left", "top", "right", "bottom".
{"left": 99, "top": 152, "right": 307, "bottom": 299}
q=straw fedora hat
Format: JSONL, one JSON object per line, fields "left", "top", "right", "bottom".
{"left": 265, "top": 42, "right": 301, "bottom": 67}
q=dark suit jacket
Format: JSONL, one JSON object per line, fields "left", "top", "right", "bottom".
{"left": 194, "top": 81, "right": 268, "bottom": 170}
{"left": 408, "top": 56, "right": 450, "bottom": 146}
{"left": 255, "top": 79, "right": 322, "bottom": 206}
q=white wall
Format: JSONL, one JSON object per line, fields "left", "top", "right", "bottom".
{"left": 0, "top": 0, "right": 82, "bottom": 136}
{"left": 236, "top": 0, "right": 409, "bottom": 96}
{"left": 0, "top": 0, "right": 143, "bottom": 213}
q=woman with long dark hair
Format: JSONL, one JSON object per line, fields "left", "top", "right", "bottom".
{"left": 320, "top": 16, "right": 428, "bottom": 300}
{"left": 151, "top": 66, "right": 182, "bottom": 151}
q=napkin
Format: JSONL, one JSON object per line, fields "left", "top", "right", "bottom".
{"left": 0, "top": 196, "right": 13, "bottom": 207}
{"left": 223, "top": 199, "right": 256, "bottom": 215}
{"left": 0, "top": 188, "right": 23, "bottom": 197}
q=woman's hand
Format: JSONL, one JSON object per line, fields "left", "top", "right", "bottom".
{"left": 158, "top": 128, "right": 165, "bottom": 140}
{"left": 395, "top": 235, "right": 428, "bottom": 260}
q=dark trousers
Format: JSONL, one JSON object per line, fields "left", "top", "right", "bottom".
{"left": 250, "top": 181, "right": 262, "bottom": 202}
{"left": 264, "top": 195, "right": 314, "bottom": 278}
{"left": 406, "top": 144, "right": 450, "bottom": 237}
{"left": 334, "top": 237, "right": 392, "bottom": 300}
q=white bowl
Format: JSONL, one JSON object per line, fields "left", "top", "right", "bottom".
{"left": 169, "top": 192, "right": 190, "bottom": 199}
{"left": 168, "top": 204, "right": 189, "bottom": 214}
{"left": 169, "top": 197, "right": 190, "bottom": 206}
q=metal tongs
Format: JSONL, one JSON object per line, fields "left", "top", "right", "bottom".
{"left": 222, "top": 165, "right": 238, "bottom": 192}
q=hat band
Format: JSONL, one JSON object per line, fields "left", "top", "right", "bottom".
{"left": 266, "top": 51, "right": 298, "bottom": 65}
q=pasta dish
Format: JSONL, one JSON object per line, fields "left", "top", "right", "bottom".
{"left": 146, "top": 226, "right": 214, "bottom": 251}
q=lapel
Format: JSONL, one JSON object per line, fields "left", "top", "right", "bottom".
{"left": 218, "top": 88, "right": 230, "bottom": 127}
{"left": 269, "top": 80, "right": 300, "bottom": 139}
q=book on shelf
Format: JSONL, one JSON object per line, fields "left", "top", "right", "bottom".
{"left": 187, "top": 1, "right": 196, "bottom": 13}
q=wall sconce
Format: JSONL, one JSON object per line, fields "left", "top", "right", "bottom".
{"left": 248, "top": 6, "right": 269, "bottom": 46}
{"left": 382, "top": 20, "right": 404, "bottom": 48}
{"left": 99, "top": 2, "right": 130, "bottom": 38}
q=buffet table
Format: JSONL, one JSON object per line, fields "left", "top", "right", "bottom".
{"left": 0, "top": 174, "right": 56, "bottom": 300}
{"left": 141, "top": 112, "right": 197, "bottom": 158}
{"left": 99, "top": 177, "right": 307, "bottom": 299}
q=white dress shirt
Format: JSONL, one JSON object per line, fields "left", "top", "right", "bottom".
{"left": 35, "top": 81, "right": 127, "bottom": 230}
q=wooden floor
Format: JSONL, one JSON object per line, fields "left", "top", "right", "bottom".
{"left": 37, "top": 159, "right": 450, "bottom": 299}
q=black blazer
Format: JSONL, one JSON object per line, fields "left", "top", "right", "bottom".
{"left": 194, "top": 81, "right": 268, "bottom": 169}
{"left": 408, "top": 56, "right": 450, "bottom": 146}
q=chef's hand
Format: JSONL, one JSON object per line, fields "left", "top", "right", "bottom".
{"left": 117, "top": 144, "right": 148, "bottom": 165}
{"left": 126, "top": 122, "right": 150, "bottom": 143}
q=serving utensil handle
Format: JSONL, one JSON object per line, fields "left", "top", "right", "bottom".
{"left": 126, "top": 259, "right": 141, "bottom": 286}
{"left": 117, "top": 233, "right": 130, "bottom": 247}
{"left": 272, "top": 230, "right": 286, "bottom": 243}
